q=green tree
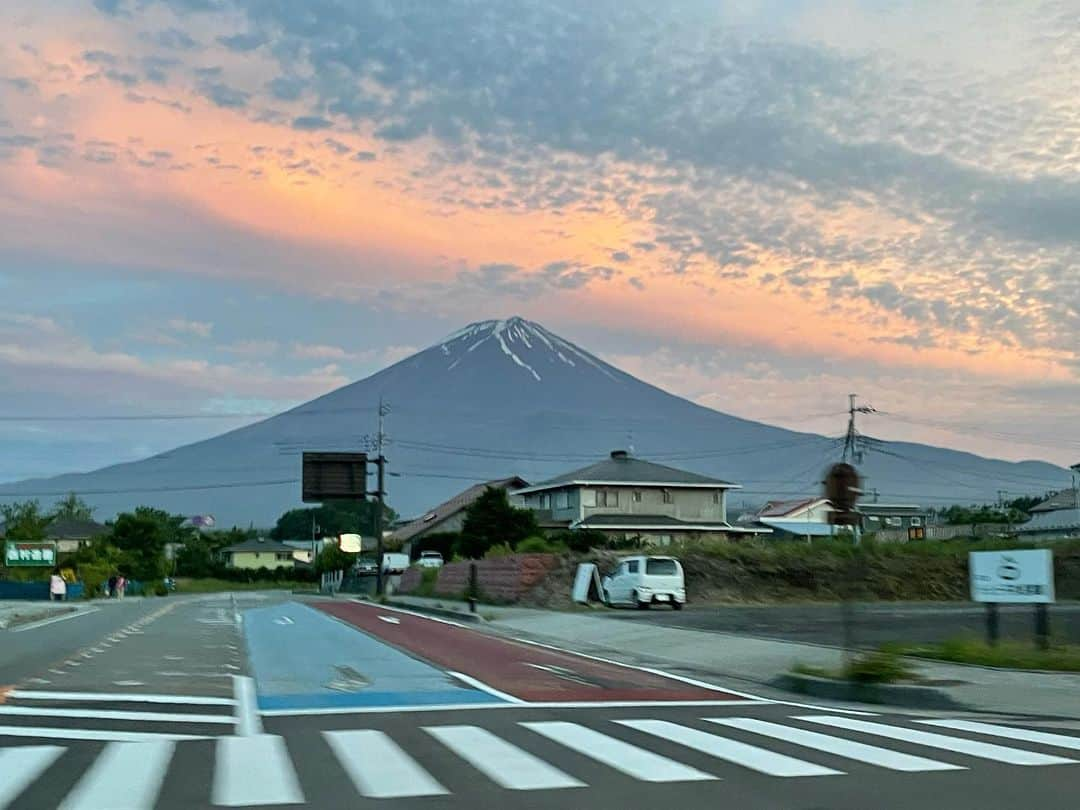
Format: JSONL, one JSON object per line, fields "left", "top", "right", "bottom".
{"left": 270, "top": 501, "right": 395, "bottom": 541}
{"left": 315, "top": 544, "right": 356, "bottom": 574}
{"left": 457, "top": 487, "right": 538, "bottom": 558}
{"left": 0, "top": 501, "right": 50, "bottom": 542}
{"left": 51, "top": 493, "right": 95, "bottom": 521}
{"left": 108, "top": 508, "right": 188, "bottom": 581}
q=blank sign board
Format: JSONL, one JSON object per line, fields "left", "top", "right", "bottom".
{"left": 302, "top": 452, "right": 367, "bottom": 502}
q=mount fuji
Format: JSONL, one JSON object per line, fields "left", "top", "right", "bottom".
{"left": 0, "top": 317, "right": 1070, "bottom": 526}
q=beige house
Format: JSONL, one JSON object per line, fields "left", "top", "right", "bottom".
{"left": 512, "top": 450, "right": 768, "bottom": 545}
{"left": 219, "top": 538, "right": 297, "bottom": 570}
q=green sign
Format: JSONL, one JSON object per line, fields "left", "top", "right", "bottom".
{"left": 4, "top": 542, "right": 57, "bottom": 567}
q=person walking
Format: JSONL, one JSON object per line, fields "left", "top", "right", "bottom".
{"left": 117, "top": 575, "right": 126, "bottom": 599}
{"left": 107, "top": 575, "right": 117, "bottom": 599}
{"left": 49, "top": 570, "right": 66, "bottom": 602}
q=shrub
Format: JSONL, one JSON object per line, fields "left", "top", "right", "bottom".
{"left": 843, "top": 651, "right": 914, "bottom": 683}
{"left": 517, "top": 536, "right": 567, "bottom": 554}
{"left": 153, "top": 582, "right": 169, "bottom": 597}
{"left": 483, "top": 542, "right": 516, "bottom": 559}
{"left": 415, "top": 566, "right": 439, "bottom": 597}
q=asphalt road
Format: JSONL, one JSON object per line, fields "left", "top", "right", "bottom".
{"left": 600, "top": 601, "right": 1080, "bottom": 647}
{"left": 4, "top": 594, "right": 1080, "bottom": 808}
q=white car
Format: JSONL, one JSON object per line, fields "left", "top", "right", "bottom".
{"left": 417, "top": 551, "right": 444, "bottom": 569}
{"left": 602, "top": 555, "right": 686, "bottom": 610}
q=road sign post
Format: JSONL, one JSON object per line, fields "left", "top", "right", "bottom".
{"left": 985, "top": 602, "right": 1000, "bottom": 646}
{"left": 970, "top": 549, "right": 1055, "bottom": 650}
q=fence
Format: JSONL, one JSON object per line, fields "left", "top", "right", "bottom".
{"left": 0, "top": 580, "right": 85, "bottom": 600}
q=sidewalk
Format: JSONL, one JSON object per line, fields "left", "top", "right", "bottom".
{"left": 386, "top": 595, "right": 1080, "bottom": 719}
{"left": 0, "top": 600, "right": 78, "bottom": 630}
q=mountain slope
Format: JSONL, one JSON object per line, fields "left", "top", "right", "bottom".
{"left": 1, "top": 317, "right": 1070, "bottom": 526}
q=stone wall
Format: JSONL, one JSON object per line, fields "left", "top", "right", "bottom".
{"left": 396, "top": 554, "right": 561, "bottom": 603}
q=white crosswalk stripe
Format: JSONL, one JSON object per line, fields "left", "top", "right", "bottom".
{"left": 2, "top": 714, "right": 1079, "bottom": 807}
{"left": 426, "top": 724, "right": 586, "bottom": 790}
{"left": 59, "top": 741, "right": 174, "bottom": 810}
{"left": 617, "top": 719, "right": 842, "bottom": 777}
{"left": 0, "top": 745, "right": 65, "bottom": 810}
{"left": 798, "top": 716, "right": 1077, "bottom": 766}
{"left": 917, "top": 720, "right": 1080, "bottom": 752}
{"left": 708, "top": 718, "right": 964, "bottom": 772}
{"left": 324, "top": 729, "right": 448, "bottom": 799}
{"left": 523, "top": 721, "right": 717, "bottom": 782}
{"left": 212, "top": 735, "right": 304, "bottom": 807}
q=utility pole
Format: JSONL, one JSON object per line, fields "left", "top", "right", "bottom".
{"left": 374, "top": 398, "right": 389, "bottom": 596}
{"left": 842, "top": 394, "right": 876, "bottom": 464}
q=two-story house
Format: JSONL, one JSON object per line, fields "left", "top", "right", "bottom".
{"left": 512, "top": 450, "right": 768, "bottom": 545}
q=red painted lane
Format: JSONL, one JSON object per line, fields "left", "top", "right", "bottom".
{"left": 316, "top": 601, "right": 748, "bottom": 703}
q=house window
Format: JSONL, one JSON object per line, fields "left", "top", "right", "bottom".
{"left": 598, "top": 490, "right": 619, "bottom": 507}
{"left": 662, "top": 489, "right": 673, "bottom": 504}
{"left": 275, "top": 553, "right": 291, "bottom": 561}
{"left": 540, "top": 494, "right": 550, "bottom": 509}
{"left": 557, "top": 491, "right": 569, "bottom": 509}
{"left": 582, "top": 489, "right": 597, "bottom": 507}
{"left": 884, "top": 517, "right": 902, "bottom": 527}
{"left": 633, "top": 491, "right": 642, "bottom": 502}
{"left": 254, "top": 552, "right": 260, "bottom": 559}
{"left": 713, "top": 490, "right": 721, "bottom": 504}
{"left": 910, "top": 517, "right": 922, "bottom": 527}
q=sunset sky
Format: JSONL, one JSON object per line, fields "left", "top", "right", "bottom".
{"left": 2, "top": 0, "right": 1079, "bottom": 483}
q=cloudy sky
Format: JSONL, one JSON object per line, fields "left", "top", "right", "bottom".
{"left": 2, "top": 0, "right": 1079, "bottom": 482}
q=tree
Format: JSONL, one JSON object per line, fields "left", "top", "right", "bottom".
{"left": 0, "top": 501, "right": 50, "bottom": 543}
{"left": 315, "top": 544, "right": 356, "bottom": 574}
{"left": 108, "top": 507, "right": 191, "bottom": 581}
{"left": 51, "top": 493, "right": 95, "bottom": 521}
{"left": 458, "top": 487, "right": 538, "bottom": 558}
{"left": 270, "top": 501, "right": 395, "bottom": 542}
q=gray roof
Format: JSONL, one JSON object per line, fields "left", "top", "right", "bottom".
{"left": 390, "top": 476, "right": 529, "bottom": 543}
{"left": 573, "top": 514, "right": 766, "bottom": 533}
{"left": 220, "top": 538, "right": 296, "bottom": 554}
{"left": 516, "top": 452, "right": 735, "bottom": 494}
{"left": 1030, "top": 490, "right": 1080, "bottom": 513}
{"left": 47, "top": 518, "right": 108, "bottom": 540}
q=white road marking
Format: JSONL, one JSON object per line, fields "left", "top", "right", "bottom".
{"left": 0, "top": 726, "right": 207, "bottom": 742}
{"left": 324, "top": 729, "right": 448, "bottom": 798}
{"left": 426, "top": 725, "right": 585, "bottom": 790}
{"left": 708, "top": 718, "right": 962, "bottom": 772}
{"left": 523, "top": 721, "right": 716, "bottom": 782}
{"left": 8, "top": 690, "right": 235, "bottom": 706}
{"left": 799, "top": 717, "right": 1076, "bottom": 766}
{"left": 447, "top": 671, "right": 526, "bottom": 704}
{"left": 918, "top": 720, "right": 1080, "bottom": 752}
{"left": 0, "top": 745, "right": 64, "bottom": 810}
{"left": 59, "top": 740, "right": 173, "bottom": 810}
{"left": 272, "top": 616, "right": 295, "bottom": 626}
{"left": 377, "top": 615, "right": 401, "bottom": 625}
{"left": 212, "top": 735, "right": 304, "bottom": 807}
{"left": 617, "top": 719, "right": 841, "bottom": 777}
{"left": 9, "top": 608, "right": 99, "bottom": 633}
{"left": 259, "top": 698, "right": 767, "bottom": 717}
{"left": 0, "top": 706, "right": 234, "bottom": 724}
{"left": 233, "top": 675, "right": 262, "bottom": 737}
{"left": 112, "top": 681, "right": 146, "bottom": 687}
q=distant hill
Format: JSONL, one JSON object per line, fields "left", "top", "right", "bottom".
{"left": 1, "top": 317, "right": 1070, "bottom": 526}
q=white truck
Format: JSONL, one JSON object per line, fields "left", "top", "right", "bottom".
{"left": 381, "top": 553, "right": 410, "bottom": 575}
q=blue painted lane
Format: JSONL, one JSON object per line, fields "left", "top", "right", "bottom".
{"left": 243, "top": 601, "right": 506, "bottom": 710}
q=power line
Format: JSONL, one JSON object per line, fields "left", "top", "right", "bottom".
{"left": 0, "top": 478, "right": 299, "bottom": 497}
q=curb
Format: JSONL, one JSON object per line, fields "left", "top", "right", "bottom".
{"left": 0, "top": 606, "right": 78, "bottom": 630}
{"left": 384, "top": 599, "right": 484, "bottom": 624}
{"left": 774, "top": 672, "right": 964, "bottom": 710}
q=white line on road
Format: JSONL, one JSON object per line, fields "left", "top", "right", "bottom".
{"left": 8, "top": 690, "right": 235, "bottom": 706}
{"left": 617, "top": 719, "right": 842, "bottom": 777}
{"left": 446, "top": 671, "right": 526, "bottom": 704}
{"left": 324, "top": 729, "right": 448, "bottom": 798}
{"left": 426, "top": 725, "right": 585, "bottom": 790}
{"left": 233, "top": 675, "right": 262, "bottom": 736}
{"left": 212, "top": 735, "right": 304, "bottom": 807}
{"left": 377, "top": 615, "right": 401, "bottom": 624}
{"left": 0, "top": 745, "right": 65, "bottom": 810}
{"left": 59, "top": 740, "right": 174, "bottom": 810}
{"left": 9, "top": 608, "right": 100, "bottom": 633}
{"left": 523, "top": 721, "right": 716, "bottom": 782}
{"left": 258, "top": 698, "right": 769, "bottom": 717}
{"left": 707, "top": 718, "right": 963, "bottom": 772}
{"left": 798, "top": 717, "right": 1077, "bottom": 766}
{"left": 0, "top": 726, "right": 208, "bottom": 742}
{"left": 918, "top": 720, "right": 1080, "bottom": 752}
{"left": 0, "top": 706, "right": 235, "bottom": 724}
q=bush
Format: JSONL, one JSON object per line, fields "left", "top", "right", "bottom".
{"left": 415, "top": 566, "right": 439, "bottom": 597}
{"left": 548, "top": 529, "right": 608, "bottom": 553}
{"left": 153, "top": 582, "right": 169, "bottom": 597}
{"left": 483, "top": 542, "right": 516, "bottom": 559}
{"left": 843, "top": 651, "right": 914, "bottom": 683}
{"left": 516, "top": 536, "right": 568, "bottom": 554}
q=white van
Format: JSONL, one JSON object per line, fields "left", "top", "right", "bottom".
{"left": 417, "top": 551, "right": 444, "bottom": 569}
{"left": 602, "top": 555, "right": 686, "bottom": 610}
{"left": 381, "top": 553, "right": 410, "bottom": 575}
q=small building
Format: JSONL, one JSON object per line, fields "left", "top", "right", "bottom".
{"left": 1016, "top": 490, "right": 1080, "bottom": 540}
{"left": 46, "top": 518, "right": 109, "bottom": 554}
{"left": 219, "top": 538, "right": 297, "bottom": 570}
{"left": 390, "top": 476, "right": 529, "bottom": 557}
{"left": 512, "top": 450, "right": 767, "bottom": 545}
{"left": 859, "top": 504, "right": 928, "bottom": 533}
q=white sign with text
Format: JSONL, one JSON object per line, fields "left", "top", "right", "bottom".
{"left": 969, "top": 549, "right": 1054, "bottom": 604}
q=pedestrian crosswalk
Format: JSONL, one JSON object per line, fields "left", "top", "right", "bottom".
{"left": 2, "top": 714, "right": 1078, "bottom": 808}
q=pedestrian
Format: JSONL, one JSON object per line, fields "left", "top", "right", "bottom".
{"left": 107, "top": 575, "right": 117, "bottom": 599}
{"left": 49, "top": 570, "right": 66, "bottom": 602}
{"left": 117, "top": 575, "right": 126, "bottom": 599}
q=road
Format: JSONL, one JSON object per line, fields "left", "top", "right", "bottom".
{"left": 3, "top": 595, "right": 1080, "bottom": 808}
{"left": 599, "top": 600, "right": 1080, "bottom": 647}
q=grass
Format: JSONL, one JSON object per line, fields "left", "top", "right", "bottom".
{"left": 792, "top": 651, "right": 917, "bottom": 684}
{"left": 172, "top": 577, "right": 311, "bottom": 594}
{"left": 885, "top": 637, "right": 1080, "bottom": 672}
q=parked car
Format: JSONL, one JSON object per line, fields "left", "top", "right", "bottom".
{"left": 381, "top": 552, "right": 410, "bottom": 575}
{"left": 602, "top": 555, "right": 685, "bottom": 610}
{"left": 354, "top": 556, "right": 378, "bottom": 575}
{"left": 417, "top": 551, "right": 444, "bottom": 569}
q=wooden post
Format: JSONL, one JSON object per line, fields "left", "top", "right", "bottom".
{"left": 985, "top": 602, "right": 999, "bottom": 647}
{"left": 1035, "top": 604, "right": 1050, "bottom": 651}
